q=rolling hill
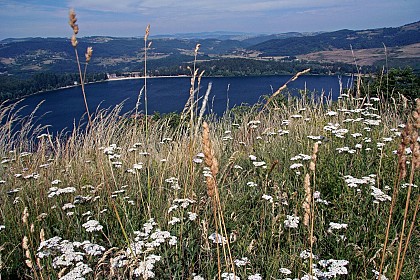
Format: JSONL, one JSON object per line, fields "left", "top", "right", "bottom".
{"left": 0, "top": 21, "right": 419, "bottom": 80}
{"left": 249, "top": 21, "right": 420, "bottom": 56}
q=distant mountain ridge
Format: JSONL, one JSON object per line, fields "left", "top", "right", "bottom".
{"left": 0, "top": 21, "right": 419, "bottom": 79}
{"left": 249, "top": 21, "right": 420, "bottom": 56}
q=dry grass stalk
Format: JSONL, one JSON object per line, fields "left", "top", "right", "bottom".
{"left": 195, "top": 82, "right": 212, "bottom": 137}
{"left": 380, "top": 99, "right": 419, "bottom": 280}
{"left": 260, "top": 68, "right": 310, "bottom": 113}
{"left": 202, "top": 122, "right": 236, "bottom": 279}
{"left": 68, "top": 9, "right": 92, "bottom": 125}
{"left": 203, "top": 122, "right": 218, "bottom": 197}
{"left": 307, "top": 142, "right": 319, "bottom": 277}
{"left": 394, "top": 99, "right": 420, "bottom": 279}
{"left": 303, "top": 174, "right": 311, "bottom": 227}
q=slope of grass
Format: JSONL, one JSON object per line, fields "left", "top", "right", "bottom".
{"left": 0, "top": 84, "right": 418, "bottom": 279}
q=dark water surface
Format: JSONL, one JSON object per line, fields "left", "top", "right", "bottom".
{"left": 14, "top": 75, "right": 353, "bottom": 133}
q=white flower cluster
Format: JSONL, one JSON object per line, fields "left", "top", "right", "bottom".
{"left": 284, "top": 215, "right": 300, "bottom": 229}
{"left": 37, "top": 236, "right": 105, "bottom": 279}
{"left": 291, "top": 154, "right": 311, "bottom": 161}
{"left": 208, "top": 232, "right": 227, "bottom": 244}
{"left": 262, "top": 194, "right": 274, "bottom": 203}
{"left": 314, "top": 259, "right": 349, "bottom": 278}
{"left": 165, "top": 177, "right": 181, "bottom": 190}
{"left": 234, "top": 257, "right": 250, "bottom": 267}
{"left": 82, "top": 219, "right": 103, "bottom": 232}
{"left": 370, "top": 186, "right": 391, "bottom": 203}
{"left": 222, "top": 272, "right": 240, "bottom": 280}
{"left": 48, "top": 187, "right": 76, "bottom": 198}
{"left": 111, "top": 219, "right": 177, "bottom": 278}
{"left": 167, "top": 198, "right": 197, "bottom": 224}
{"left": 59, "top": 262, "right": 93, "bottom": 280}
{"left": 343, "top": 174, "right": 375, "bottom": 188}
{"left": 100, "top": 144, "right": 123, "bottom": 168}
{"left": 133, "top": 254, "right": 161, "bottom": 279}
{"left": 328, "top": 222, "right": 348, "bottom": 233}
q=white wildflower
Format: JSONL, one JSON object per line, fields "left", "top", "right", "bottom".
{"left": 262, "top": 194, "right": 273, "bottom": 203}
{"left": 279, "top": 267, "right": 292, "bottom": 275}
{"left": 249, "top": 155, "right": 257, "bottom": 161}
{"left": 234, "top": 257, "right": 250, "bottom": 267}
{"left": 248, "top": 274, "right": 262, "bottom": 280}
{"left": 208, "top": 233, "right": 227, "bottom": 244}
{"left": 187, "top": 212, "right": 198, "bottom": 221}
{"left": 253, "top": 161, "right": 266, "bottom": 167}
{"left": 222, "top": 272, "right": 240, "bottom": 280}
{"left": 328, "top": 222, "right": 348, "bottom": 233}
{"left": 59, "top": 262, "right": 92, "bottom": 280}
{"left": 247, "top": 181, "right": 257, "bottom": 187}
{"left": 168, "top": 217, "right": 181, "bottom": 225}
{"left": 82, "top": 220, "right": 103, "bottom": 232}
{"left": 284, "top": 215, "right": 299, "bottom": 229}
{"left": 370, "top": 186, "right": 391, "bottom": 203}
{"left": 290, "top": 163, "right": 303, "bottom": 169}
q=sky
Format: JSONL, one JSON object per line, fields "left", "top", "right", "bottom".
{"left": 0, "top": 0, "right": 419, "bottom": 39}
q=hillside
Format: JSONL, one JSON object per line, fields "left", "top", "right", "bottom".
{"left": 0, "top": 36, "right": 249, "bottom": 77}
{"left": 250, "top": 21, "right": 420, "bottom": 56}
{"left": 1, "top": 21, "right": 419, "bottom": 90}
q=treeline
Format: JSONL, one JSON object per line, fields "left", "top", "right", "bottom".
{"left": 361, "top": 67, "right": 420, "bottom": 101}
{"left": 192, "top": 58, "right": 371, "bottom": 76}
{"left": 0, "top": 72, "right": 108, "bottom": 101}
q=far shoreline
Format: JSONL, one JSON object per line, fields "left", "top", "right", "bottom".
{"left": 9, "top": 72, "right": 353, "bottom": 102}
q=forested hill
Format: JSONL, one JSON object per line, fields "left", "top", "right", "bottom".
{"left": 249, "top": 21, "right": 420, "bottom": 56}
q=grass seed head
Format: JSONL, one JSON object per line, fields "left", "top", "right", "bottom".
{"left": 69, "top": 9, "right": 78, "bottom": 34}
{"left": 85, "top": 47, "right": 93, "bottom": 63}
{"left": 145, "top": 24, "right": 150, "bottom": 41}
{"left": 71, "top": 34, "right": 78, "bottom": 47}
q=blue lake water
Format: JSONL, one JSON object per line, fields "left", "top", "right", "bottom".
{"left": 13, "top": 75, "right": 353, "bottom": 133}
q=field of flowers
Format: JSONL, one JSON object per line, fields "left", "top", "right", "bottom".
{"left": 0, "top": 81, "right": 419, "bottom": 279}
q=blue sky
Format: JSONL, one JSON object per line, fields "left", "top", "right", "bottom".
{"left": 0, "top": 0, "right": 419, "bottom": 39}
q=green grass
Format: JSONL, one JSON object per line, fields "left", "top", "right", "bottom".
{"left": 0, "top": 85, "right": 418, "bottom": 279}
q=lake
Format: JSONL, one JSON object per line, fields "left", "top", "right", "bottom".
{"left": 13, "top": 75, "right": 353, "bottom": 133}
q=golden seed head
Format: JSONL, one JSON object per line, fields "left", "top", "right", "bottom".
{"left": 309, "top": 161, "right": 316, "bottom": 172}
{"left": 194, "top": 43, "right": 201, "bottom": 54}
{"left": 303, "top": 173, "right": 311, "bottom": 227}
{"left": 40, "top": 228, "right": 45, "bottom": 243}
{"left": 202, "top": 121, "right": 219, "bottom": 197}
{"left": 313, "top": 142, "right": 319, "bottom": 155}
{"left": 73, "top": 24, "right": 79, "bottom": 35}
{"left": 144, "top": 24, "right": 150, "bottom": 41}
{"left": 22, "top": 207, "right": 29, "bottom": 224}
{"left": 71, "top": 35, "right": 78, "bottom": 47}
{"left": 85, "top": 46, "right": 93, "bottom": 63}
{"left": 22, "top": 236, "right": 29, "bottom": 250}
{"left": 69, "top": 9, "right": 77, "bottom": 28}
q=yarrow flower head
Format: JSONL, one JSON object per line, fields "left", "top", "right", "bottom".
{"left": 284, "top": 215, "right": 300, "bottom": 229}
{"left": 82, "top": 220, "right": 103, "bottom": 232}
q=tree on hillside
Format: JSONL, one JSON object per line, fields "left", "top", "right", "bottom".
{"left": 366, "top": 67, "right": 419, "bottom": 101}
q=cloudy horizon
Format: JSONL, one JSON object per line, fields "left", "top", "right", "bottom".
{"left": 0, "top": 0, "right": 419, "bottom": 39}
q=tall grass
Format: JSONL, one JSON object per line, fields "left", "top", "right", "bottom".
{"left": 0, "top": 11, "right": 418, "bottom": 280}
{"left": 1, "top": 81, "right": 418, "bottom": 279}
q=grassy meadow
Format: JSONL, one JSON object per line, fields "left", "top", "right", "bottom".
{"left": 0, "top": 11, "right": 419, "bottom": 280}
